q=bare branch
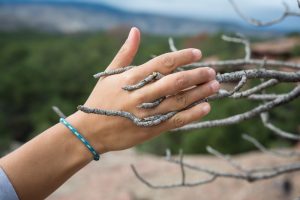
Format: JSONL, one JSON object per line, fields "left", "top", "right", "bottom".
{"left": 247, "top": 94, "right": 285, "bottom": 101}
{"left": 77, "top": 105, "right": 177, "bottom": 127}
{"left": 229, "top": 0, "right": 300, "bottom": 26}
{"left": 80, "top": 70, "right": 299, "bottom": 128}
{"left": 242, "top": 134, "right": 300, "bottom": 157}
{"left": 131, "top": 164, "right": 217, "bottom": 189}
{"left": 184, "top": 59, "right": 300, "bottom": 70}
{"left": 137, "top": 97, "right": 166, "bottom": 109}
{"left": 222, "top": 34, "right": 251, "bottom": 60}
{"left": 132, "top": 149, "right": 300, "bottom": 188}
{"left": 94, "top": 60, "right": 300, "bottom": 78}
{"left": 260, "top": 112, "right": 300, "bottom": 140}
{"left": 168, "top": 37, "right": 178, "bottom": 52}
{"left": 173, "top": 86, "right": 300, "bottom": 131}
{"left": 52, "top": 106, "right": 66, "bottom": 118}
{"left": 128, "top": 1, "right": 300, "bottom": 190}
{"left": 93, "top": 65, "right": 135, "bottom": 79}
{"left": 207, "top": 146, "right": 248, "bottom": 173}
{"left": 216, "top": 69, "right": 300, "bottom": 83}
{"left": 123, "top": 72, "right": 163, "bottom": 91}
{"left": 207, "top": 75, "right": 247, "bottom": 100}
{"left": 232, "top": 79, "right": 279, "bottom": 99}
{"left": 179, "top": 149, "right": 186, "bottom": 185}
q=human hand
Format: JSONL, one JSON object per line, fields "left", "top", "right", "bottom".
{"left": 69, "top": 27, "right": 220, "bottom": 154}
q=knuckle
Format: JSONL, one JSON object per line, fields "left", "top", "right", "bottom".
{"left": 199, "top": 103, "right": 210, "bottom": 116}
{"left": 172, "top": 115, "right": 186, "bottom": 128}
{"left": 203, "top": 67, "right": 216, "bottom": 79}
{"left": 175, "top": 74, "right": 188, "bottom": 90}
{"left": 133, "top": 91, "right": 147, "bottom": 104}
{"left": 210, "top": 81, "right": 219, "bottom": 93}
{"left": 136, "top": 109, "right": 149, "bottom": 119}
{"left": 161, "top": 54, "right": 175, "bottom": 69}
{"left": 123, "top": 73, "right": 136, "bottom": 84}
{"left": 175, "top": 92, "right": 188, "bottom": 107}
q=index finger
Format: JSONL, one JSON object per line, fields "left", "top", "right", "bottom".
{"left": 130, "top": 48, "right": 202, "bottom": 80}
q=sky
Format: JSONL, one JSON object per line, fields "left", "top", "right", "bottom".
{"left": 1, "top": 0, "right": 300, "bottom": 26}
{"left": 94, "top": 0, "right": 299, "bottom": 21}
{"left": 6, "top": 0, "right": 299, "bottom": 22}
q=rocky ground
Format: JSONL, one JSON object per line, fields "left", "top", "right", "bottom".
{"left": 47, "top": 148, "right": 300, "bottom": 200}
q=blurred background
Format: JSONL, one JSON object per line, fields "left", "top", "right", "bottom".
{"left": 0, "top": 0, "right": 300, "bottom": 199}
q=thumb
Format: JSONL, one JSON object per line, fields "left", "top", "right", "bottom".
{"left": 107, "top": 27, "right": 140, "bottom": 70}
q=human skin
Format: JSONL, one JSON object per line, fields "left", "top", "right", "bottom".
{"left": 0, "top": 27, "right": 219, "bottom": 200}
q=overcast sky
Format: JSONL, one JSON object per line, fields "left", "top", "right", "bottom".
{"left": 92, "top": 0, "right": 299, "bottom": 21}
{"left": 3, "top": 0, "right": 300, "bottom": 23}
{"left": 41, "top": 0, "right": 300, "bottom": 21}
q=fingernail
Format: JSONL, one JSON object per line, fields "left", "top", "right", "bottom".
{"left": 202, "top": 103, "right": 211, "bottom": 114}
{"left": 192, "top": 49, "right": 202, "bottom": 60}
{"left": 210, "top": 80, "right": 220, "bottom": 92}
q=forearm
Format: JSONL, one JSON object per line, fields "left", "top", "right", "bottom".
{"left": 0, "top": 113, "right": 93, "bottom": 200}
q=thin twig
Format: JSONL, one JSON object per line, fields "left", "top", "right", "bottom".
{"left": 123, "top": 72, "right": 164, "bottom": 91}
{"left": 216, "top": 69, "right": 300, "bottom": 83}
{"left": 247, "top": 94, "right": 285, "bottom": 101}
{"left": 184, "top": 59, "right": 300, "bottom": 70}
{"left": 232, "top": 79, "right": 279, "bottom": 98}
{"left": 52, "top": 106, "right": 66, "bottom": 118}
{"left": 93, "top": 66, "right": 136, "bottom": 79}
{"left": 168, "top": 37, "right": 178, "bottom": 52}
{"left": 222, "top": 34, "right": 251, "bottom": 60}
{"left": 207, "top": 146, "right": 248, "bottom": 173}
{"left": 242, "top": 134, "right": 300, "bottom": 157}
{"left": 167, "top": 156, "right": 300, "bottom": 182}
{"left": 260, "top": 112, "right": 300, "bottom": 140}
{"left": 137, "top": 97, "right": 166, "bottom": 109}
{"left": 132, "top": 149, "right": 300, "bottom": 188}
{"left": 229, "top": 0, "right": 300, "bottom": 26}
{"left": 131, "top": 164, "right": 217, "bottom": 188}
{"left": 77, "top": 105, "right": 177, "bottom": 127}
{"left": 207, "top": 75, "right": 247, "bottom": 100}
{"left": 179, "top": 149, "right": 186, "bottom": 185}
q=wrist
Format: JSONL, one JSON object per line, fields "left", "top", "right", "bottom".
{"left": 66, "top": 111, "right": 108, "bottom": 155}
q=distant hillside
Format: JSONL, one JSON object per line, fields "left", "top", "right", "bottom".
{"left": 0, "top": 1, "right": 285, "bottom": 36}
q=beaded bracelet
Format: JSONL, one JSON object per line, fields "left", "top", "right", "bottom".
{"left": 60, "top": 118, "right": 100, "bottom": 161}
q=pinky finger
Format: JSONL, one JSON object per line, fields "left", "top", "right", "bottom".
{"left": 159, "top": 102, "right": 211, "bottom": 132}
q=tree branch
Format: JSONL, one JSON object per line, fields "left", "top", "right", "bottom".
{"left": 123, "top": 72, "right": 163, "bottom": 91}
{"left": 222, "top": 34, "right": 251, "bottom": 60}
{"left": 183, "top": 59, "right": 300, "bottom": 70}
{"left": 207, "top": 146, "right": 248, "bottom": 173}
{"left": 242, "top": 134, "right": 300, "bottom": 157}
{"left": 229, "top": 0, "right": 300, "bottom": 26}
{"left": 131, "top": 148, "right": 300, "bottom": 189}
{"left": 128, "top": 1, "right": 300, "bottom": 190}
{"left": 168, "top": 37, "right": 178, "bottom": 52}
{"left": 260, "top": 112, "right": 300, "bottom": 140}
{"left": 93, "top": 65, "right": 135, "bottom": 79}
{"left": 52, "top": 106, "right": 66, "bottom": 118}
{"left": 173, "top": 86, "right": 300, "bottom": 131}
{"left": 232, "top": 79, "right": 279, "bottom": 99}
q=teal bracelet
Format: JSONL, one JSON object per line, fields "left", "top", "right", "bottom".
{"left": 60, "top": 118, "right": 100, "bottom": 161}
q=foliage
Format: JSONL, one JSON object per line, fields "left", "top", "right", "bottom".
{"left": 292, "top": 45, "right": 300, "bottom": 57}
{"left": 0, "top": 31, "right": 299, "bottom": 155}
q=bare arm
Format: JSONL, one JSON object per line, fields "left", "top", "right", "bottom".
{"left": 0, "top": 27, "right": 219, "bottom": 200}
